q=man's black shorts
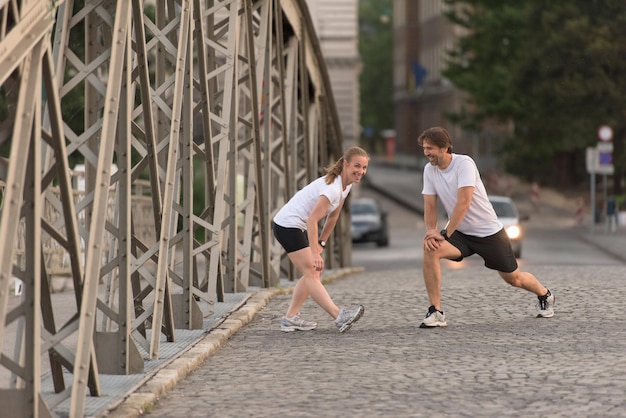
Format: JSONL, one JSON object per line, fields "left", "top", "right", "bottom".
{"left": 447, "top": 228, "right": 518, "bottom": 273}
{"left": 272, "top": 221, "right": 309, "bottom": 253}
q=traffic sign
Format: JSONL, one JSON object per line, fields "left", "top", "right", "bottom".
{"left": 597, "top": 141, "right": 614, "bottom": 153}
{"left": 586, "top": 144, "right": 614, "bottom": 175}
{"left": 598, "top": 125, "right": 613, "bottom": 142}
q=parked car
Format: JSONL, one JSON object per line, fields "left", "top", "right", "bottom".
{"left": 489, "top": 195, "right": 527, "bottom": 258}
{"left": 350, "top": 197, "right": 389, "bottom": 247}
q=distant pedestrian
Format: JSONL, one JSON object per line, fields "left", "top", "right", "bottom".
{"left": 417, "top": 127, "right": 555, "bottom": 328}
{"left": 606, "top": 196, "right": 617, "bottom": 233}
{"left": 575, "top": 196, "right": 585, "bottom": 224}
{"left": 531, "top": 182, "right": 540, "bottom": 211}
{"left": 272, "top": 147, "right": 368, "bottom": 332}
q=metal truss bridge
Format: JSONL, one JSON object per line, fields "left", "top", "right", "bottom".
{"left": 0, "top": 0, "right": 349, "bottom": 416}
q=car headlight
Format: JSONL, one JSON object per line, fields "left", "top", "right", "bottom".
{"left": 506, "top": 225, "right": 521, "bottom": 240}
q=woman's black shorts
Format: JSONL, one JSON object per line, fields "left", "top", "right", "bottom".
{"left": 447, "top": 228, "right": 518, "bottom": 273}
{"left": 272, "top": 221, "right": 309, "bottom": 253}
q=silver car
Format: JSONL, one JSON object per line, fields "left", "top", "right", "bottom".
{"left": 489, "top": 195, "right": 528, "bottom": 258}
{"left": 350, "top": 197, "right": 389, "bottom": 247}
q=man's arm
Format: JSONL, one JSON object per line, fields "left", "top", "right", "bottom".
{"left": 444, "top": 186, "right": 474, "bottom": 236}
{"left": 423, "top": 194, "right": 442, "bottom": 251}
{"left": 423, "top": 194, "right": 439, "bottom": 231}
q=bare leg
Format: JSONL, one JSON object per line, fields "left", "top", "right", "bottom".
{"left": 422, "top": 251, "right": 443, "bottom": 310}
{"left": 285, "top": 248, "right": 341, "bottom": 319}
{"left": 498, "top": 269, "right": 548, "bottom": 296}
{"left": 285, "top": 275, "right": 307, "bottom": 317}
{"left": 422, "top": 241, "right": 463, "bottom": 311}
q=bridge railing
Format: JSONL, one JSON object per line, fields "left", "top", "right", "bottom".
{"left": 0, "top": 0, "right": 349, "bottom": 416}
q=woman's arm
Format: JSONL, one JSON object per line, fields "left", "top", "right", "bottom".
{"left": 319, "top": 198, "right": 345, "bottom": 244}
{"left": 306, "top": 195, "right": 332, "bottom": 254}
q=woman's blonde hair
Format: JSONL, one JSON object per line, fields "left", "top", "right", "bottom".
{"left": 324, "top": 146, "right": 369, "bottom": 184}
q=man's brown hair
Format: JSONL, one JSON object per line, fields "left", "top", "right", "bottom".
{"left": 417, "top": 127, "right": 453, "bottom": 154}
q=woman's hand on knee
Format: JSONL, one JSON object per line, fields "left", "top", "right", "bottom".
{"left": 312, "top": 253, "right": 324, "bottom": 272}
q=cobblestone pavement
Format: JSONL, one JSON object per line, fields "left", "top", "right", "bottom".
{"left": 103, "top": 159, "right": 626, "bottom": 418}
{"left": 142, "top": 263, "right": 626, "bottom": 418}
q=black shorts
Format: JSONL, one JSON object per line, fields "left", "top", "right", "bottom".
{"left": 272, "top": 221, "right": 309, "bottom": 253}
{"left": 447, "top": 228, "right": 518, "bottom": 273}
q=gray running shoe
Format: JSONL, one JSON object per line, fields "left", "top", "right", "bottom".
{"left": 536, "top": 289, "right": 555, "bottom": 318}
{"left": 420, "top": 305, "right": 447, "bottom": 328}
{"left": 334, "top": 305, "right": 365, "bottom": 333}
{"left": 280, "top": 313, "right": 317, "bottom": 332}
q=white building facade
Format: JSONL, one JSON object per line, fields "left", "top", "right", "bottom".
{"left": 306, "top": 0, "right": 361, "bottom": 150}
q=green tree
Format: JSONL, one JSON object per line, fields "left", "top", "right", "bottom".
{"left": 444, "top": 0, "right": 626, "bottom": 191}
{"left": 359, "top": 0, "right": 393, "bottom": 153}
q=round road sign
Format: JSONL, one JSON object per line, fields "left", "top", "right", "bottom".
{"left": 598, "top": 125, "right": 613, "bottom": 142}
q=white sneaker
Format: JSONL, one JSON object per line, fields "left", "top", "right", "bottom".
{"left": 420, "top": 305, "right": 447, "bottom": 328}
{"left": 334, "top": 305, "right": 365, "bottom": 333}
{"left": 280, "top": 313, "right": 317, "bottom": 332}
{"left": 536, "top": 289, "right": 555, "bottom": 318}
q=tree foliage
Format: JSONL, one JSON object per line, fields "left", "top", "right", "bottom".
{"left": 444, "top": 0, "right": 626, "bottom": 190}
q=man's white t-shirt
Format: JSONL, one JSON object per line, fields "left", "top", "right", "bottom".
{"left": 273, "top": 175, "right": 352, "bottom": 230}
{"left": 422, "top": 153, "right": 502, "bottom": 237}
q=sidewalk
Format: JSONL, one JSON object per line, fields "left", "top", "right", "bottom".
{"left": 38, "top": 269, "right": 362, "bottom": 418}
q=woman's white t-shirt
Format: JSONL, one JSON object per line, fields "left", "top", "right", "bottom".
{"left": 422, "top": 153, "right": 502, "bottom": 237}
{"left": 273, "top": 175, "right": 352, "bottom": 230}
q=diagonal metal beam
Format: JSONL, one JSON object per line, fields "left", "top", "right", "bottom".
{"left": 70, "top": 1, "right": 132, "bottom": 415}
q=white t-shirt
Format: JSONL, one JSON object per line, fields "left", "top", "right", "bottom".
{"left": 422, "top": 153, "right": 502, "bottom": 237}
{"left": 273, "top": 175, "right": 352, "bottom": 230}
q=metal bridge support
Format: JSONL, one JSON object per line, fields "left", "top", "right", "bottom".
{"left": 0, "top": 0, "right": 349, "bottom": 416}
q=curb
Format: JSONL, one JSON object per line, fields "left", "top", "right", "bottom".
{"left": 574, "top": 231, "right": 626, "bottom": 263}
{"left": 104, "top": 267, "right": 365, "bottom": 417}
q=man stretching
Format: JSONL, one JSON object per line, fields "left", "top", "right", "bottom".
{"left": 418, "top": 127, "right": 555, "bottom": 328}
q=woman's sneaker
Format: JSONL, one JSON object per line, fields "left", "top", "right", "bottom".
{"left": 536, "top": 289, "right": 555, "bottom": 318}
{"left": 334, "top": 305, "right": 365, "bottom": 333}
{"left": 280, "top": 313, "right": 317, "bottom": 332}
{"left": 420, "top": 305, "right": 447, "bottom": 328}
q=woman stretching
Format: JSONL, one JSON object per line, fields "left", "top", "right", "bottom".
{"left": 272, "top": 146, "right": 369, "bottom": 332}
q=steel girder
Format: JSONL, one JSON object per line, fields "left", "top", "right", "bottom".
{"left": 0, "top": 0, "right": 346, "bottom": 416}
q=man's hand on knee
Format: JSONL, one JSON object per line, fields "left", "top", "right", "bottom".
{"left": 423, "top": 236, "right": 441, "bottom": 252}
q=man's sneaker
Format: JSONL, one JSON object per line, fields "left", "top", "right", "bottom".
{"left": 335, "top": 305, "right": 365, "bottom": 333}
{"left": 536, "top": 289, "right": 555, "bottom": 318}
{"left": 420, "top": 305, "right": 447, "bottom": 328}
{"left": 280, "top": 313, "right": 317, "bottom": 332}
